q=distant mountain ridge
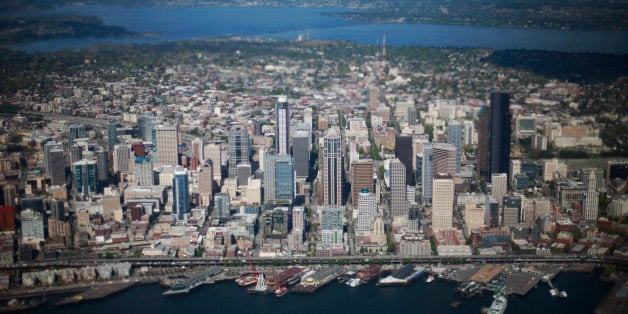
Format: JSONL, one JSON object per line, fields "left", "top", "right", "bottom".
{"left": 2, "top": 1, "right": 626, "bottom": 30}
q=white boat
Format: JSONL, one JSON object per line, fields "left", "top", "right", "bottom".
{"left": 559, "top": 290, "right": 568, "bottom": 298}
{"left": 425, "top": 275, "right": 435, "bottom": 283}
{"left": 346, "top": 278, "right": 361, "bottom": 287}
{"left": 488, "top": 294, "right": 507, "bottom": 314}
{"left": 549, "top": 288, "right": 558, "bottom": 297}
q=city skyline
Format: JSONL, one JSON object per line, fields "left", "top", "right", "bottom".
{"left": 0, "top": 3, "right": 624, "bottom": 310}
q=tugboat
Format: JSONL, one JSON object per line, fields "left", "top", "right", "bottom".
{"left": 346, "top": 278, "right": 361, "bottom": 287}
{"left": 274, "top": 286, "right": 288, "bottom": 297}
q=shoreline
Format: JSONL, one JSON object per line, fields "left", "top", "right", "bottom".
{"left": 0, "top": 263, "right": 615, "bottom": 305}
{"left": 595, "top": 277, "right": 628, "bottom": 314}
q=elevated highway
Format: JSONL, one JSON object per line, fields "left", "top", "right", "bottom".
{"left": 2, "top": 255, "right": 626, "bottom": 271}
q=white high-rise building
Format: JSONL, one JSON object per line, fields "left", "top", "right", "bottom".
{"left": 464, "top": 200, "right": 485, "bottom": 235}
{"left": 155, "top": 124, "right": 179, "bottom": 166}
{"left": 584, "top": 171, "right": 599, "bottom": 222}
{"left": 113, "top": 143, "right": 131, "bottom": 174}
{"left": 432, "top": 173, "right": 454, "bottom": 232}
{"left": 371, "top": 216, "right": 386, "bottom": 244}
{"left": 491, "top": 173, "right": 508, "bottom": 207}
{"left": 303, "top": 107, "right": 313, "bottom": 130}
{"left": 390, "top": 158, "right": 407, "bottom": 217}
{"left": 510, "top": 159, "right": 522, "bottom": 181}
{"left": 291, "top": 206, "right": 305, "bottom": 251}
{"left": 356, "top": 190, "right": 376, "bottom": 235}
{"left": 543, "top": 159, "right": 567, "bottom": 181}
{"left": 293, "top": 206, "right": 305, "bottom": 230}
{"left": 463, "top": 120, "right": 475, "bottom": 146}
{"left": 134, "top": 157, "right": 153, "bottom": 186}
{"left": 204, "top": 142, "right": 222, "bottom": 184}
{"left": 21, "top": 209, "right": 45, "bottom": 244}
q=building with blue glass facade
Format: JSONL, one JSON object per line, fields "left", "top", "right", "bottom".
{"left": 173, "top": 168, "right": 189, "bottom": 220}
{"left": 264, "top": 154, "right": 295, "bottom": 204}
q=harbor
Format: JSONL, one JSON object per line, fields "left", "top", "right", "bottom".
{"left": 62, "top": 262, "right": 612, "bottom": 304}
{"left": 1, "top": 261, "right": 618, "bottom": 313}
{"left": 14, "top": 268, "right": 615, "bottom": 314}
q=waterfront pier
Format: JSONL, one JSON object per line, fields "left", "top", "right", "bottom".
{"left": 162, "top": 267, "right": 223, "bottom": 295}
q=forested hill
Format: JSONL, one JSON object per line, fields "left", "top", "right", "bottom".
{"left": 0, "top": 15, "right": 131, "bottom": 46}
{"left": 2, "top": 0, "right": 626, "bottom": 30}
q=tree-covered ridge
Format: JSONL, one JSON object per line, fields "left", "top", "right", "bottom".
{"left": 0, "top": 15, "right": 132, "bottom": 45}
{"left": 1, "top": 1, "right": 626, "bottom": 30}
{"left": 483, "top": 50, "right": 628, "bottom": 84}
{"left": 325, "top": 0, "right": 628, "bottom": 30}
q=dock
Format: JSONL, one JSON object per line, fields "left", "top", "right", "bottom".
{"left": 377, "top": 265, "right": 426, "bottom": 286}
{"left": 293, "top": 266, "right": 344, "bottom": 293}
{"left": 469, "top": 265, "right": 504, "bottom": 284}
{"left": 54, "top": 281, "right": 137, "bottom": 306}
{"left": 162, "top": 266, "right": 223, "bottom": 295}
{"left": 501, "top": 272, "right": 540, "bottom": 296}
{"left": 268, "top": 267, "right": 306, "bottom": 287}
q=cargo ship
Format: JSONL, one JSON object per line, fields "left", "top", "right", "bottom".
{"left": 377, "top": 265, "right": 426, "bottom": 286}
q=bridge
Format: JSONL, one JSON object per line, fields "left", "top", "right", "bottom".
{"left": 162, "top": 266, "right": 223, "bottom": 295}
{"left": 2, "top": 255, "right": 626, "bottom": 271}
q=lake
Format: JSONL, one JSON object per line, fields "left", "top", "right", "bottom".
{"left": 9, "top": 6, "right": 628, "bottom": 54}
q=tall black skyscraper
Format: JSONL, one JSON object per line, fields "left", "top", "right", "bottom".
{"left": 395, "top": 134, "right": 414, "bottom": 185}
{"left": 478, "top": 91, "right": 512, "bottom": 180}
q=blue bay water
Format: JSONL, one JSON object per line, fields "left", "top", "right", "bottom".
{"left": 26, "top": 272, "right": 612, "bottom": 314}
{"left": 9, "top": 6, "right": 628, "bottom": 54}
